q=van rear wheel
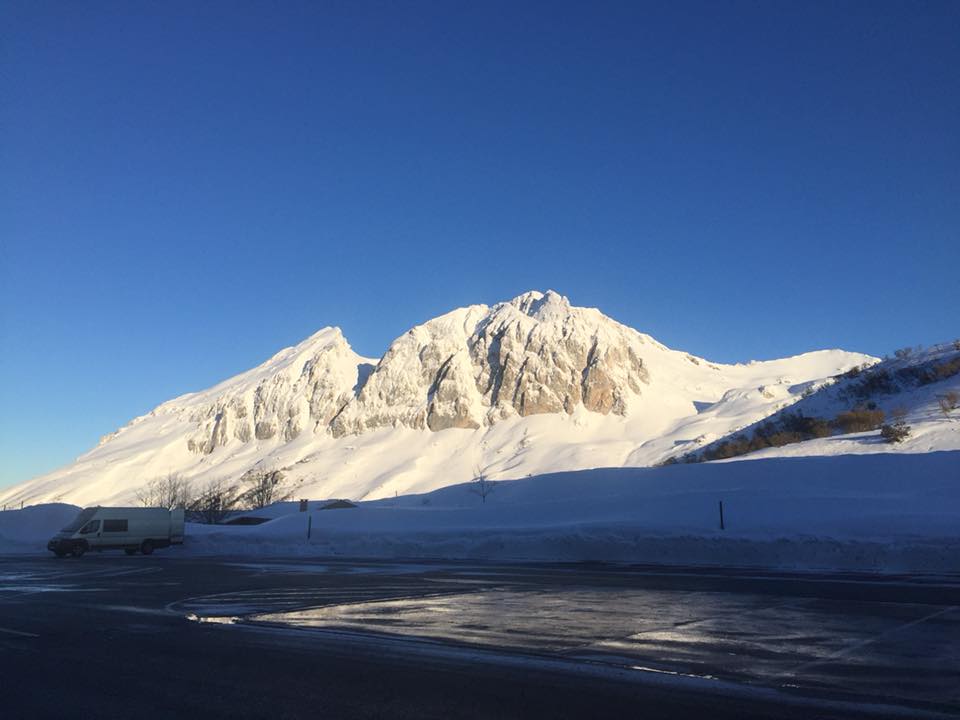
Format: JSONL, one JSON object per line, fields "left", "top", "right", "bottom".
{"left": 140, "top": 540, "right": 154, "bottom": 555}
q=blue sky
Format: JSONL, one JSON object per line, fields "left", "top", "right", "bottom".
{"left": 1, "top": 1, "right": 958, "bottom": 489}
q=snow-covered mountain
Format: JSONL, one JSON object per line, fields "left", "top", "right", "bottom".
{"left": 329, "top": 291, "right": 652, "bottom": 435}
{"left": 0, "top": 291, "right": 903, "bottom": 508}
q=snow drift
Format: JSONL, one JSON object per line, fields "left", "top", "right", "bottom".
{"left": 0, "top": 503, "right": 81, "bottom": 553}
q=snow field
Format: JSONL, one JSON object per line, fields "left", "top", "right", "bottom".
{"left": 6, "top": 452, "right": 954, "bottom": 572}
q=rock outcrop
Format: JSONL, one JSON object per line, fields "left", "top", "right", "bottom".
{"left": 180, "top": 328, "right": 369, "bottom": 454}
{"left": 329, "top": 291, "right": 651, "bottom": 436}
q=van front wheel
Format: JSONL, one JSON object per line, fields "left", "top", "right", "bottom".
{"left": 124, "top": 548, "right": 137, "bottom": 555}
{"left": 71, "top": 542, "right": 86, "bottom": 558}
{"left": 140, "top": 540, "right": 154, "bottom": 555}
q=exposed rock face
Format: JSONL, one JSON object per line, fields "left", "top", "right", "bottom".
{"left": 426, "top": 351, "right": 483, "bottom": 431}
{"left": 182, "top": 328, "right": 368, "bottom": 455}
{"left": 329, "top": 305, "right": 488, "bottom": 435}
{"left": 159, "top": 292, "right": 668, "bottom": 451}
{"left": 329, "top": 291, "right": 651, "bottom": 437}
{"left": 469, "top": 293, "right": 649, "bottom": 419}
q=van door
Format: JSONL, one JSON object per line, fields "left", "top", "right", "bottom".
{"left": 78, "top": 519, "right": 101, "bottom": 547}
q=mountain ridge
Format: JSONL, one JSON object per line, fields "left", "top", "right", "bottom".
{"left": 1, "top": 291, "right": 886, "bottom": 507}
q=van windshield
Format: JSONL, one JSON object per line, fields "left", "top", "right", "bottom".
{"left": 60, "top": 508, "right": 97, "bottom": 533}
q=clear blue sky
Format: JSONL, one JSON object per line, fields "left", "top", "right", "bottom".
{"left": 2, "top": 1, "right": 958, "bottom": 489}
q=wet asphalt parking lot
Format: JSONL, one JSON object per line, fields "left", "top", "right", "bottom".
{"left": 1, "top": 553, "right": 958, "bottom": 719}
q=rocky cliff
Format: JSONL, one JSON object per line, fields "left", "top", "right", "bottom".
{"left": 329, "top": 291, "right": 652, "bottom": 436}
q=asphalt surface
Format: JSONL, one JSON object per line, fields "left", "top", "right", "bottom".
{"left": 1, "top": 553, "right": 959, "bottom": 719}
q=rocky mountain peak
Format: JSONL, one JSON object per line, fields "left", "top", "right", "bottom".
{"left": 177, "top": 327, "right": 374, "bottom": 454}
{"left": 329, "top": 291, "right": 651, "bottom": 436}
{"left": 509, "top": 289, "right": 571, "bottom": 321}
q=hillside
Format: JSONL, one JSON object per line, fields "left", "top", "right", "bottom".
{"left": 675, "top": 341, "right": 960, "bottom": 464}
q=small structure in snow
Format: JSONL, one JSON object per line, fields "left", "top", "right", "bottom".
{"left": 223, "top": 516, "right": 271, "bottom": 526}
{"left": 319, "top": 499, "right": 357, "bottom": 510}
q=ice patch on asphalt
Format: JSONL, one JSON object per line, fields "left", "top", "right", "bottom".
{"left": 186, "top": 613, "right": 239, "bottom": 625}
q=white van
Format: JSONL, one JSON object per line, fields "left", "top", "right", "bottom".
{"left": 48, "top": 507, "right": 185, "bottom": 557}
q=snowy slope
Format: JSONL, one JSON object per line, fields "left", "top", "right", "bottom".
{"left": 1, "top": 291, "right": 877, "bottom": 508}
{"left": 683, "top": 341, "right": 960, "bottom": 463}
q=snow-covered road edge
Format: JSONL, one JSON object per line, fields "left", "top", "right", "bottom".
{"left": 4, "top": 452, "right": 958, "bottom": 573}
{"left": 180, "top": 526, "right": 960, "bottom": 574}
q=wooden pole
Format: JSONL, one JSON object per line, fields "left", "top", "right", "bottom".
{"left": 719, "top": 500, "right": 725, "bottom": 530}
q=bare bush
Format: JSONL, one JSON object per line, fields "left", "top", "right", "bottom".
{"left": 881, "top": 422, "right": 911, "bottom": 443}
{"left": 239, "top": 468, "right": 289, "bottom": 509}
{"left": 189, "top": 477, "right": 240, "bottom": 524}
{"left": 833, "top": 407, "right": 885, "bottom": 434}
{"left": 137, "top": 472, "right": 192, "bottom": 509}
{"left": 469, "top": 466, "right": 495, "bottom": 504}
{"left": 890, "top": 406, "right": 909, "bottom": 423}
{"left": 939, "top": 391, "right": 960, "bottom": 420}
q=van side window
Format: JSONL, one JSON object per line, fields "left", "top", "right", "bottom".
{"left": 103, "top": 519, "right": 128, "bottom": 532}
{"left": 80, "top": 520, "right": 100, "bottom": 534}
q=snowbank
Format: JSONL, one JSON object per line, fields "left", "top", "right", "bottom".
{"left": 0, "top": 503, "right": 81, "bottom": 553}
{"left": 6, "top": 453, "right": 957, "bottom": 572}
{"left": 184, "top": 452, "right": 960, "bottom": 572}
